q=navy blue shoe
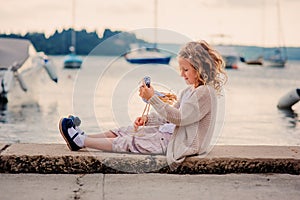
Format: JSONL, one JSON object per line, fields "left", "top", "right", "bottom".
{"left": 68, "top": 115, "right": 85, "bottom": 136}
{"left": 68, "top": 115, "right": 81, "bottom": 126}
{"left": 59, "top": 118, "right": 81, "bottom": 151}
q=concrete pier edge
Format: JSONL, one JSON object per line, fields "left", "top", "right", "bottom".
{"left": 0, "top": 143, "right": 299, "bottom": 174}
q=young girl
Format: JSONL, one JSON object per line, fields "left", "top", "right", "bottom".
{"left": 59, "top": 40, "right": 227, "bottom": 169}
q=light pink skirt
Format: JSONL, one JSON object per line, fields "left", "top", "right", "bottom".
{"left": 110, "top": 126, "right": 172, "bottom": 154}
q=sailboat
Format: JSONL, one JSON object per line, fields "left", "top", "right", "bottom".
{"left": 263, "top": 0, "right": 287, "bottom": 67}
{"left": 264, "top": 47, "right": 287, "bottom": 67}
{"left": 124, "top": 44, "right": 171, "bottom": 64}
{"left": 124, "top": 0, "right": 171, "bottom": 65}
{"left": 63, "top": 0, "right": 82, "bottom": 69}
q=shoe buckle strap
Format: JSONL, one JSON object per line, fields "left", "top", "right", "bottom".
{"left": 71, "top": 132, "right": 79, "bottom": 140}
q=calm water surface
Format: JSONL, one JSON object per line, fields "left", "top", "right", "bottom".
{"left": 0, "top": 56, "right": 299, "bottom": 146}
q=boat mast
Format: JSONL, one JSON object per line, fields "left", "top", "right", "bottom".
{"left": 71, "top": 0, "right": 76, "bottom": 54}
{"left": 276, "top": 0, "right": 287, "bottom": 60}
{"left": 153, "top": 0, "right": 158, "bottom": 48}
{"left": 277, "top": 0, "right": 282, "bottom": 48}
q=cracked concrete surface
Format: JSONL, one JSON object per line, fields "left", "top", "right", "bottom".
{"left": 0, "top": 174, "right": 104, "bottom": 200}
{"left": 0, "top": 174, "right": 299, "bottom": 200}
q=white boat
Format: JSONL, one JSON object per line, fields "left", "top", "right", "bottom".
{"left": 263, "top": 0, "right": 287, "bottom": 67}
{"left": 0, "top": 38, "right": 57, "bottom": 106}
{"left": 263, "top": 48, "right": 287, "bottom": 67}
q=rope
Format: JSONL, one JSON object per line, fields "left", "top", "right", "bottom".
{"left": 134, "top": 103, "right": 150, "bottom": 133}
{"left": 134, "top": 92, "right": 177, "bottom": 133}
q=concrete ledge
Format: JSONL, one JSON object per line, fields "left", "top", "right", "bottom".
{"left": 0, "top": 143, "right": 299, "bottom": 174}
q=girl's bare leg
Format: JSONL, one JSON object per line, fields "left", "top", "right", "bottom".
{"left": 84, "top": 137, "right": 114, "bottom": 151}
{"left": 87, "top": 131, "right": 117, "bottom": 138}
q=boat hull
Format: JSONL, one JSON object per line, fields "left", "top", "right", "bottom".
{"left": 214, "top": 45, "right": 239, "bottom": 69}
{"left": 223, "top": 55, "right": 239, "bottom": 69}
{"left": 263, "top": 59, "right": 286, "bottom": 68}
{"left": 64, "top": 61, "right": 82, "bottom": 69}
{"left": 63, "top": 54, "right": 82, "bottom": 69}
{"left": 125, "top": 56, "right": 171, "bottom": 64}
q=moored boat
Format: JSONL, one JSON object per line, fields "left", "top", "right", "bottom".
{"left": 63, "top": 52, "right": 82, "bottom": 69}
{"left": 214, "top": 45, "right": 240, "bottom": 69}
{"left": 245, "top": 56, "right": 263, "bottom": 65}
{"left": 124, "top": 47, "right": 171, "bottom": 65}
{"left": 124, "top": 0, "right": 171, "bottom": 65}
{"left": 263, "top": 48, "right": 287, "bottom": 67}
{"left": 262, "top": 0, "right": 287, "bottom": 67}
{"left": 63, "top": 0, "right": 82, "bottom": 69}
{"left": 0, "top": 38, "right": 58, "bottom": 105}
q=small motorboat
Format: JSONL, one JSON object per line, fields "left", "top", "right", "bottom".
{"left": 214, "top": 45, "right": 240, "bottom": 69}
{"left": 222, "top": 55, "right": 239, "bottom": 69}
{"left": 0, "top": 38, "right": 58, "bottom": 105}
{"left": 63, "top": 51, "right": 82, "bottom": 69}
{"left": 244, "top": 56, "right": 263, "bottom": 65}
{"left": 63, "top": 0, "right": 82, "bottom": 69}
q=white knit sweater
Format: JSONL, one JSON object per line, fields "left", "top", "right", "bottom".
{"left": 147, "top": 85, "right": 217, "bottom": 169}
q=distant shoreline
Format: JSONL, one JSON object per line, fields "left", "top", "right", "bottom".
{"left": 1, "top": 29, "right": 300, "bottom": 60}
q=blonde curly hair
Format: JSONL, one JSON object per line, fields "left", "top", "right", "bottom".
{"left": 178, "top": 40, "right": 227, "bottom": 93}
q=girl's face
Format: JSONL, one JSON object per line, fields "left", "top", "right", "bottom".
{"left": 178, "top": 57, "right": 199, "bottom": 87}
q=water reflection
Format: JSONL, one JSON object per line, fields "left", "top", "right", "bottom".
{"left": 0, "top": 102, "right": 8, "bottom": 123}
{"left": 0, "top": 101, "right": 41, "bottom": 124}
{"left": 278, "top": 108, "right": 299, "bottom": 129}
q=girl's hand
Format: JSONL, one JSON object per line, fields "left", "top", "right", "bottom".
{"left": 134, "top": 116, "right": 148, "bottom": 130}
{"left": 139, "top": 82, "right": 154, "bottom": 101}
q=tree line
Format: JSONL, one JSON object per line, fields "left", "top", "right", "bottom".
{"left": 0, "top": 28, "right": 146, "bottom": 55}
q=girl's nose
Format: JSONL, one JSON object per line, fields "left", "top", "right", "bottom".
{"left": 180, "top": 70, "right": 184, "bottom": 77}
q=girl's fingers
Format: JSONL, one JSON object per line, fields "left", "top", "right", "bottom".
{"left": 134, "top": 117, "right": 143, "bottom": 126}
{"left": 137, "top": 119, "right": 143, "bottom": 126}
{"left": 134, "top": 120, "right": 140, "bottom": 126}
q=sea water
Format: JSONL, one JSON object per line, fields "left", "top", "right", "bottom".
{"left": 0, "top": 56, "right": 299, "bottom": 146}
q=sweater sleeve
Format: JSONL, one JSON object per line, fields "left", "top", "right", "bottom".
{"left": 145, "top": 89, "right": 183, "bottom": 126}
{"left": 149, "top": 86, "right": 211, "bottom": 126}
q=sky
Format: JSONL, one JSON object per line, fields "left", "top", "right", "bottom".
{"left": 1, "top": 0, "right": 300, "bottom": 47}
